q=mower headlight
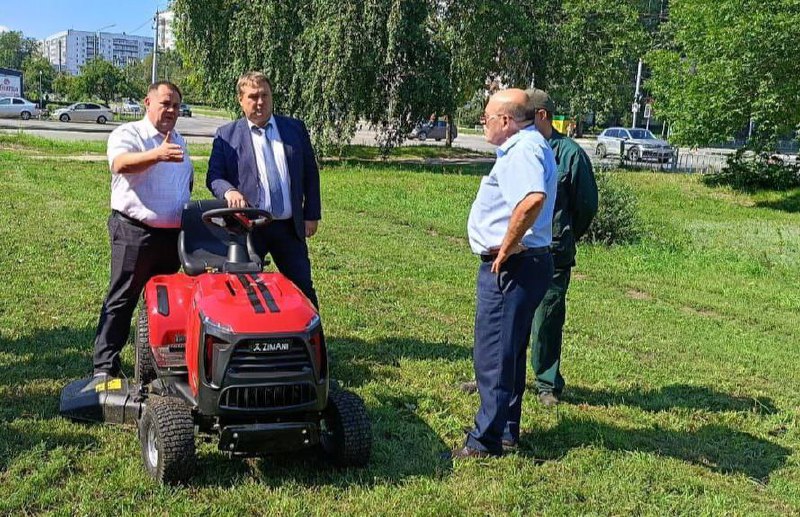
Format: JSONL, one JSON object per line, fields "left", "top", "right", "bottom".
{"left": 306, "top": 314, "right": 321, "bottom": 332}
{"left": 203, "top": 316, "right": 232, "bottom": 335}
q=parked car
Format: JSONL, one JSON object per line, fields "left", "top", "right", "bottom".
{"left": 596, "top": 127, "right": 673, "bottom": 162}
{"left": 122, "top": 100, "right": 141, "bottom": 114}
{"left": 409, "top": 120, "right": 457, "bottom": 141}
{"left": 53, "top": 102, "right": 113, "bottom": 124}
{"left": 0, "top": 96, "right": 40, "bottom": 120}
{"left": 179, "top": 103, "right": 192, "bottom": 117}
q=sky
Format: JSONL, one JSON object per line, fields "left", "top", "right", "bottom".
{"left": 0, "top": 0, "right": 170, "bottom": 40}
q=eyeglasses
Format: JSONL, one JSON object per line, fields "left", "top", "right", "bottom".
{"left": 479, "top": 112, "right": 507, "bottom": 125}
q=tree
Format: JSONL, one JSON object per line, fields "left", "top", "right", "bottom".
{"left": 76, "top": 58, "right": 123, "bottom": 105}
{"left": 52, "top": 74, "right": 80, "bottom": 101}
{"left": 172, "top": 0, "right": 665, "bottom": 153}
{"left": 0, "top": 31, "right": 39, "bottom": 70}
{"left": 118, "top": 57, "right": 149, "bottom": 101}
{"left": 22, "top": 56, "right": 56, "bottom": 102}
{"left": 545, "top": 0, "right": 648, "bottom": 132}
{"left": 173, "top": 0, "right": 455, "bottom": 154}
{"left": 646, "top": 0, "right": 800, "bottom": 147}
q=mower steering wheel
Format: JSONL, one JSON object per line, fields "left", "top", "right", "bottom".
{"left": 201, "top": 207, "right": 273, "bottom": 236}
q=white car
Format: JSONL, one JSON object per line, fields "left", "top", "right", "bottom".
{"left": 0, "top": 96, "right": 40, "bottom": 120}
{"left": 122, "top": 100, "right": 142, "bottom": 114}
{"left": 53, "top": 102, "right": 114, "bottom": 124}
{"left": 596, "top": 127, "right": 674, "bottom": 162}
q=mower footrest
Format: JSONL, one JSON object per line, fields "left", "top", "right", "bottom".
{"left": 60, "top": 377, "right": 143, "bottom": 425}
{"left": 219, "top": 422, "right": 319, "bottom": 455}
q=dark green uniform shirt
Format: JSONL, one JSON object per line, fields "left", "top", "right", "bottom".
{"left": 547, "top": 130, "right": 598, "bottom": 269}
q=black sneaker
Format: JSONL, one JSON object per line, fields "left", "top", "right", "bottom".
{"left": 501, "top": 439, "right": 519, "bottom": 453}
{"left": 79, "top": 372, "right": 120, "bottom": 394}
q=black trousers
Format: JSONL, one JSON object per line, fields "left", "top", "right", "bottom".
{"left": 252, "top": 219, "right": 319, "bottom": 308}
{"left": 93, "top": 213, "right": 180, "bottom": 376}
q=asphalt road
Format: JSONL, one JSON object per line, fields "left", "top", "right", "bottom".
{"left": 0, "top": 115, "right": 741, "bottom": 172}
{"left": 0, "top": 115, "right": 225, "bottom": 144}
{"left": 0, "top": 115, "right": 501, "bottom": 150}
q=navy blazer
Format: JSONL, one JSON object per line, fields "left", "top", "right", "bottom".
{"left": 206, "top": 115, "right": 321, "bottom": 239}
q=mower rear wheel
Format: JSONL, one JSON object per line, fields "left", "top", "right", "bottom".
{"left": 136, "top": 304, "right": 157, "bottom": 385}
{"left": 319, "top": 389, "right": 372, "bottom": 467}
{"left": 138, "top": 396, "right": 196, "bottom": 485}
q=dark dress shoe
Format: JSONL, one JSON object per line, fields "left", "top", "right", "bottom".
{"left": 538, "top": 391, "right": 560, "bottom": 407}
{"left": 501, "top": 439, "right": 519, "bottom": 452}
{"left": 450, "top": 445, "right": 498, "bottom": 459}
{"left": 459, "top": 380, "right": 478, "bottom": 394}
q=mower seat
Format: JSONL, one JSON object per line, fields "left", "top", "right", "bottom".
{"left": 178, "top": 200, "right": 262, "bottom": 276}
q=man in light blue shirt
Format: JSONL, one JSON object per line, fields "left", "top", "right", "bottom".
{"left": 453, "top": 88, "right": 557, "bottom": 459}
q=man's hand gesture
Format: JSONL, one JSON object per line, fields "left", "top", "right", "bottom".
{"left": 155, "top": 131, "right": 184, "bottom": 163}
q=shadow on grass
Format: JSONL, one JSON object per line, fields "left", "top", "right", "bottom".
{"left": 522, "top": 417, "right": 789, "bottom": 482}
{"left": 0, "top": 423, "right": 97, "bottom": 471}
{"left": 0, "top": 326, "right": 98, "bottom": 422}
{"left": 754, "top": 190, "right": 800, "bottom": 213}
{"left": 187, "top": 392, "right": 451, "bottom": 489}
{"left": 564, "top": 384, "right": 778, "bottom": 415}
{"left": 206, "top": 393, "right": 453, "bottom": 489}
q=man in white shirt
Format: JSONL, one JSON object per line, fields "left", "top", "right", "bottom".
{"left": 91, "top": 81, "right": 193, "bottom": 383}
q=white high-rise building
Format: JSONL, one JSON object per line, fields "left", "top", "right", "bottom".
{"left": 157, "top": 11, "right": 176, "bottom": 51}
{"left": 42, "top": 30, "right": 154, "bottom": 75}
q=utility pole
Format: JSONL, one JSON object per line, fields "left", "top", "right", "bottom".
{"left": 632, "top": 58, "right": 643, "bottom": 128}
{"left": 151, "top": 10, "right": 159, "bottom": 84}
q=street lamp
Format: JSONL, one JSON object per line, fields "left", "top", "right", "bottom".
{"left": 94, "top": 24, "right": 116, "bottom": 60}
{"left": 39, "top": 70, "right": 42, "bottom": 112}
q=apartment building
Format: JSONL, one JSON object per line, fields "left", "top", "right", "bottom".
{"left": 42, "top": 30, "right": 154, "bottom": 75}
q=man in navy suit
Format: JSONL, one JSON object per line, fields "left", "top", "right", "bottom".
{"left": 207, "top": 71, "right": 321, "bottom": 307}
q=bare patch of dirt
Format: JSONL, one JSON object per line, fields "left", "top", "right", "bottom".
{"left": 626, "top": 289, "right": 652, "bottom": 301}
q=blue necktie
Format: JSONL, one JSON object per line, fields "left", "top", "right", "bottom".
{"left": 259, "top": 123, "right": 284, "bottom": 217}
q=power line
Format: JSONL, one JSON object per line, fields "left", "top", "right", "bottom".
{"left": 126, "top": 18, "right": 153, "bottom": 35}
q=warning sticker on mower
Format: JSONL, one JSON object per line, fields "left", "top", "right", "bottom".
{"left": 95, "top": 379, "right": 123, "bottom": 392}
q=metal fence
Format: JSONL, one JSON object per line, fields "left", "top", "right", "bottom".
{"left": 592, "top": 149, "right": 728, "bottom": 174}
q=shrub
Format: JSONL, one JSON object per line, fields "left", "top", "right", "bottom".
{"left": 703, "top": 149, "right": 800, "bottom": 191}
{"left": 582, "top": 171, "right": 642, "bottom": 245}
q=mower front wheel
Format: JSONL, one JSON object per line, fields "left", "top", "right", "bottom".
{"left": 138, "top": 396, "right": 196, "bottom": 485}
{"left": 319, "top": 389, "right": 372, "bottom": 467}
{"left": 136, "top": 304, "right": 157, "bottom": 385}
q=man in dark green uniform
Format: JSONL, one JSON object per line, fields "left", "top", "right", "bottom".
{"left": 525, "top": 88, "right": 598, "bottom": 406}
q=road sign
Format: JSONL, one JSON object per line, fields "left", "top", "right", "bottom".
{"left": 644, "top": 103, "right": 652, "bottom": 119}
{"left": 631, "top": 102, "right": 640, "bottom": 113}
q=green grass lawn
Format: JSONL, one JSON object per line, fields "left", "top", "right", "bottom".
{"left": 0, "top": 133, "right": 487, "bottom": 167}
{"left": 191, "top": 106, "right": 235, "bottom": 119}
{"left": 1, "top": 144, "right": 800, "bottom": 515}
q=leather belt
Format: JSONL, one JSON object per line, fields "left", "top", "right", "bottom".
{"left": 480, "top": 246, "right": 550, "bottom": 262}
{"left": 112, "top": 210, "right": 177, "bottom": 232}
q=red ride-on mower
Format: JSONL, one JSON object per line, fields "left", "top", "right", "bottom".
{"left": 60, "top": 200, "right": 372, "bottom": 484}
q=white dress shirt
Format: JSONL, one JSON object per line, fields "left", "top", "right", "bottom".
{"left": 106, "top": 117, "right": 193, "bottom": 228}
{"left": 248, "top": 115, "right": 292, "bottom": 219}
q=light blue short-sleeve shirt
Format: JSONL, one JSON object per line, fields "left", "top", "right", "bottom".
{"left": 467, "top": 126, "right": 557, "bottom": 254}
